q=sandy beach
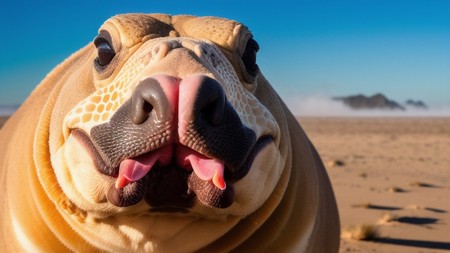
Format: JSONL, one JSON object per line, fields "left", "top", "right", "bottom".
{"left": 1, "top": 116, "right": 449, "bottom": 252}
{"left": 299, "top": 117, "right": 450, "bottom": 253}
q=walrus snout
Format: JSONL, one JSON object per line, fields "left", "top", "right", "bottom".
{"left": 86, "top": 74, "right": 267, "bottom": 208}
{"left": 125, "top": 74, "right": 258, "bottom": 172}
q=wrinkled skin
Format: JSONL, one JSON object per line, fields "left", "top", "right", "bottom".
{"left": 0, "top": 14, "right": 339, "bottom": 252}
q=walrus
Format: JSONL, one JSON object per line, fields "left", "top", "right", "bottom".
{"left": 0, "top": 14, "right": 339, "bottom": 252}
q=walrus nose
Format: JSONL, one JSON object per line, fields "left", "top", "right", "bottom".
{"left": 131, "top": 75, "right": 226, "bottom": 128}
{"left": 131, "top": 76, "right": 179, "bottom": 125}
{"left": 187, "top": 76, "right": 226, "bottom": 126}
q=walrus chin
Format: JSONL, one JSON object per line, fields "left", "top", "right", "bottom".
{"left": 71, "top": 129, "right": 273, "bottom": 210}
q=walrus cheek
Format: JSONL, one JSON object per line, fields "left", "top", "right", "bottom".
{"left": 228, "top": 144, "right": 285, "bottom": 215}
{"left": 243, "top": 103, "right": 280, "bottom": 146}
{"left": 53, "top": 135, "right": 110, "bottom": 206}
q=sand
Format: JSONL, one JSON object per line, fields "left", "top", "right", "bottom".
{"left": 1, "top": 116, "right": 449, "bottom": 252}
{"left": 299, "top": 117, "right": 450, "bottom": 253}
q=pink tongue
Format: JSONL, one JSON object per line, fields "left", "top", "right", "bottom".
{"left": 187, "top": 155, "right": 226, "bottom": 190}
{"left": 116, "top": 145, "right": 172, "bottom": 189}
{"left": 115, "top": 155, "right": 159, "bottom": 189}
{"left": 116, "top": 145, "right": 226, "bottom": 190}
{"left": 178, "top": 147, "right": 226, "bottom": 190}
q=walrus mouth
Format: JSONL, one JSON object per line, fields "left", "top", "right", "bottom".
{"left": 72, "top": 129, "right": 272, "bottom": 209}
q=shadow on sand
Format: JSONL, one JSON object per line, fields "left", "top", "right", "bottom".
{"left": 366, "top": 204, "right": 402, "bottom": 211}
{"left": 425, "top": 207, "right": 447, "bottom": 213}
{"left": 374, "top": 216, "right": 448, "bottom": 250}
{"left": 374, "top": 238, "right": 450, "bottom": 251}
{"left": 395, "top": 216, "right": 438, "bottom": 225}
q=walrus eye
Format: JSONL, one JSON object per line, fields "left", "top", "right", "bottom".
{"left": 241, "top": 38, "right": 259, "bottom": 77}
{"left": 94, "top": 38, "right": 116, "bottom": 67}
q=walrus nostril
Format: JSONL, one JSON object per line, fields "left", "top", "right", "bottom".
{"left": 195, "top": 77, "right": 226, "bottom": 126}
{"left": 132, "top": 100, "right": 153, "bottom": 125}
{"left": 131, "top": 78, "right": 167, "bottom": 125}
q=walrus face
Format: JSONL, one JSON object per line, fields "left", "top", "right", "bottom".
{"left": 52, "top": 14, "right": 283, "bottom": 221}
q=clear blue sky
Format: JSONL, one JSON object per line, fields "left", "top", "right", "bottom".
{"left": 1, "top": 0, "right": 449, "bottom": 107}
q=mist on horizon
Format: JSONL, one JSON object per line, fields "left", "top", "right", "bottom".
{"left": 0, "top": 105, "right": 19, "bottom": 116}
{"left": 284, "top": 95, "right": 450, "bottom": 117}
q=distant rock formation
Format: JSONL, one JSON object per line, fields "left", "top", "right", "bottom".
{"left": 405, "top": 99, "right": 428, "bottom": 109}
{"left": 333, "top": 93, "right": 405, "bottom": 110}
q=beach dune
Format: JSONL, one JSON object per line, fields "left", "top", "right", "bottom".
{"left": 299, "top": 117, "right": 450, "bottom": 253}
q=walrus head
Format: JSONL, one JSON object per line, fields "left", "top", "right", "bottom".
{"left": 43, "top": 14, "right": 289, "bottom": 251}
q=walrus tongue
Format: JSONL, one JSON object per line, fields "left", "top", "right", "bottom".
{"left": 184, "top": 154, "right": 226, "bottom": 190}
{"left": 115, "top": 154, "right": 159, "bottom": 189}
{"left": 116, "top": 145, "right": 226, "bottom": 190}
{"left": 115, "top": 145, "right": 173, "bottom": 189}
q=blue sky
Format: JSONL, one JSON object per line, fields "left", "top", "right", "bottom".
{"left": 0, "top": 0, "right": 449, "bottom": 109}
